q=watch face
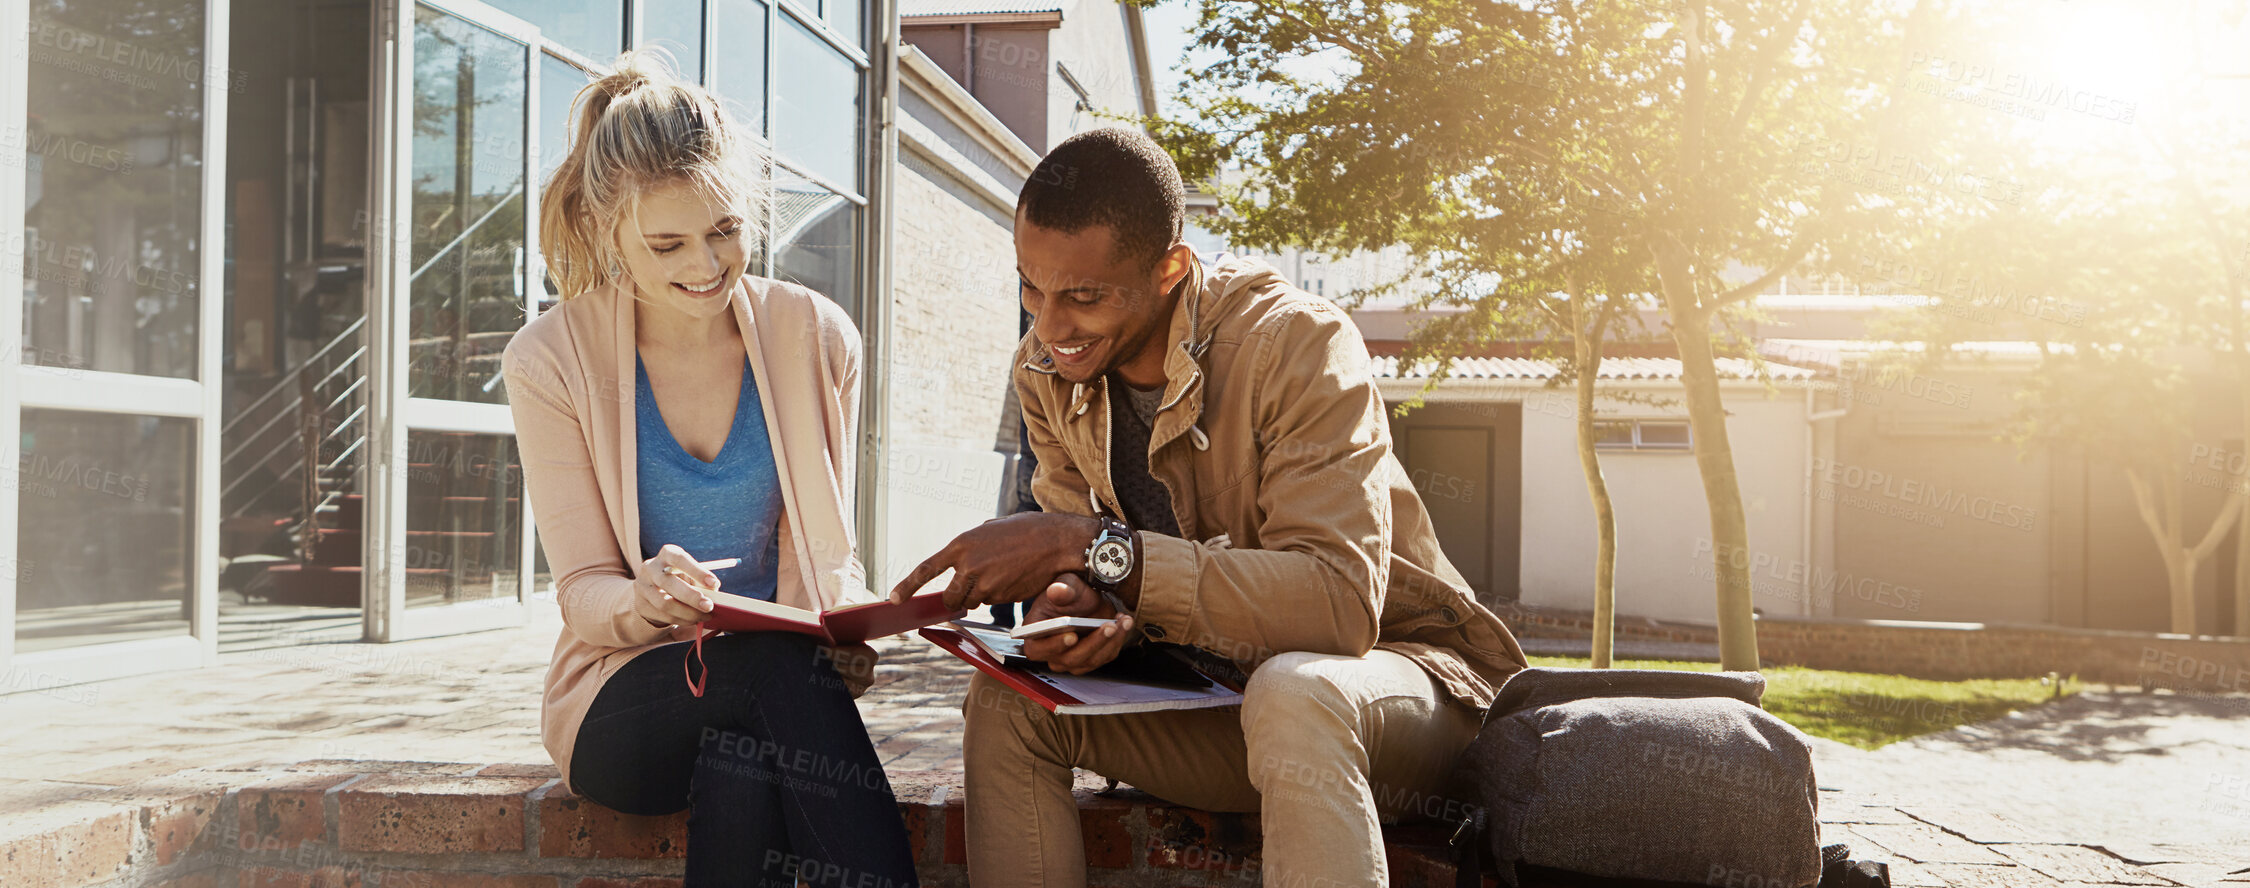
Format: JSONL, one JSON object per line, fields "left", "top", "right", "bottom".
{"left": 1090, "top": 538, "right": 1132, "bottom": 584}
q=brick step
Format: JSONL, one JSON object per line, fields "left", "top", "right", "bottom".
{"left": 0, "top": 762, "right": 1496, "bottom": 888}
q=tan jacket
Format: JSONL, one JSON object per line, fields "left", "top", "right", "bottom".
{"left": 502, "top": 278, "right": 864, "bottom": 787}
{"left": 1015, "top": 255, "right": 1527, "bottom": 710}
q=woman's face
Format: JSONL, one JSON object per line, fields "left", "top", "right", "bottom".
{"left": 617, "top": 179, "right": 748, "bottom": 322}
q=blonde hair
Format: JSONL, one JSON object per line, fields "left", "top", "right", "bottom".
{"left": 540, "top": 50, "right": 770, "bottom": 299}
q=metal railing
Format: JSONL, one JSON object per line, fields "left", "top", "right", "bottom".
{"left": 221, "top": 317, "right": 370, "bottom": 522}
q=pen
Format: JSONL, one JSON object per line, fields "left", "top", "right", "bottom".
{"left": 662, "top": 557, "right": 739, "bottom": 593}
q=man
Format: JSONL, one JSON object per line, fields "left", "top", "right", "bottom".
{"left": 890, "top": 127, "right": 1527, "bottom": 887}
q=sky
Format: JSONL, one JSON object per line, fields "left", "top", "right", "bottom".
{"left": 1137, "top": 2, "right": 1200, "bottom": 116}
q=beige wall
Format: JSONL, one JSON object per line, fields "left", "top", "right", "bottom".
{"left": 873, "top": 60, "right": 1036, "bottom": 590}
{"left": 1821, "top": 365, "right": 2052, "bottom": 625}
{"left": 1515, "top": 385, "right": 1814, "bottom": 625}
{"left": 1046, "top": 0, "right": 1147, "bottom": 145}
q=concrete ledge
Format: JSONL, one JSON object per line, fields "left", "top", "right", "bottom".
{"left": 1500, "top": 601, "right": 2250, "bottom": 689}
{"left": 1, "top": 761, "right": 1482, "bottom": 888}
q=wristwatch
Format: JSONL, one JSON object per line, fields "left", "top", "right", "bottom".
{"left": 1083, "top": 515, "right": 1138, "bottom": 593}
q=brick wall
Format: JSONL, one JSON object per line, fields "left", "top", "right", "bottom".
{"left": 886, "top": 155, "right": 1021, "bottom": 458}
{"left": 0, "top": 761, "right": 1475, "bottom": 888}
{"left": 1501, "top": 602, "right": 2250, "bottom": 691}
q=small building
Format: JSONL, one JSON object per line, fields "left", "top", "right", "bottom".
{"left": 1371, "top": 354, "right": 1826, "bottom": 624}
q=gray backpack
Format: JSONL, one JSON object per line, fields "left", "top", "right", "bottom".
{"left": 1447, "top": 668, "right": 1826, "bottom": 888}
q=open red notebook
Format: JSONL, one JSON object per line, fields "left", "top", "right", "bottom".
{"left": 700, "top": 589, "right": 966, "bottom": 643}
{"left": 920, "top": 624, "right": 1243, "bottom": 716}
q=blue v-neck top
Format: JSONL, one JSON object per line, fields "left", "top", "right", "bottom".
{"left": 634, "top": 354, "right": 783, "bottom": 601}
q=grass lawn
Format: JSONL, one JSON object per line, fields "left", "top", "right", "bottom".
{"left": 1524, "top": 656, "right": 2081, "bottom": 749}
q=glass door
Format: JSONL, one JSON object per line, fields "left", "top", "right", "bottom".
{"left": 0, "top": 0, "right": 229, "bottom": 681}
{"left": 365, "top": 0, "right": 541, "bottom": 640}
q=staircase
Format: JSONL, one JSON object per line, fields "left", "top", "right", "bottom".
{"left": 223, "top": 184, "right": 531, "bottom": 612}
{"left": 221, "top": 317, "right": 371, "bottom": 607}
{"left": 221, "top": 333, "right": 528, "bottom": 612}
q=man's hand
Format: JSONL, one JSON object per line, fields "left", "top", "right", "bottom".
{"left": 888, "top": 512, "right": 1100, "bottom": 610}
{"left": 1020, "top": 574, "right": 1133, "bottom": 675}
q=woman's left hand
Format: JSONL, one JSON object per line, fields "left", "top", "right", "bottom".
{"left": 822, "top": 641, "right": 881, "bottom": 698}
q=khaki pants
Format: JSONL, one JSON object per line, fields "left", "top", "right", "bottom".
{"left": 961, "top": 649, "right": 1484, "bottom": 888}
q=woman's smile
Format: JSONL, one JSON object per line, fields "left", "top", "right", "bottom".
{"left": 674, "top": 273, "right": 729, "bottom": 298}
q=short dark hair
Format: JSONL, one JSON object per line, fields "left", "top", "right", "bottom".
{"left": 1017, "top": 127, "right": 1185, "bottom": 269}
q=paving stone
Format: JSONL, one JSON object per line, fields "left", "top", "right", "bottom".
{"left": 1850, "top": 823, "right": 2013, "bottom": 865}
{"left": 1879, "top": 861, "right": 1948, "bottom": 887}
{"left": 1902, "top": 806, "right": 2043, "bottom": 843}
{"left": 1916, "top": 863, "right": 2065, "bottom": 887}
{"left": 1994, "top": 844, "right": 2175, "bottom": 885}
{"left": 1823, "top": 804, "right": 1919, "bottom": 825}
{"left": 2141, "top": 862, "right": 2250, "bottom": 886}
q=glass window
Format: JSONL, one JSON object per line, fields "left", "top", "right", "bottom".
{"left": 774, "top": 12, "right": 862, "bottom": 190}
{"left": 19, "top": 5, "right": 207, "bottom": 379}
{"left": 539, "top": 53, "right": 592, "bottom": 186}
{"left": 711, "top": 0, "right": 769, "bottom": 135}
{"left": 13, "top": 411, "right": 196, "bottom": 652}
{"left": 1639, "top": 421, "right": 1692, "bottom": 449}
{"left": 827, "top": 0, "right": 862, "bottom": 50}
{"left": 408, "top": 8, "right": 529, "bottom": 405}
{"left": 482, "top": 0, "right": 623, "bottom": 63}
{"left": 537, "top": 53, "right": 592, "bottom": 311}
{"left": 639, "top": 0, "right": 707, "bottom": 83}
{"left": 404, "top": 431, "right": 524, "bottom": 608}
{"left": 774, "top": 170, "right": 857, "bottom": 314}
{"left": 1592, "top": 421, "right": 1635, "bottom": 449}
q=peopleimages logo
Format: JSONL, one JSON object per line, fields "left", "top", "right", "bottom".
{"left": 1810, "top": 457, "right": 2038, "bottom": 530}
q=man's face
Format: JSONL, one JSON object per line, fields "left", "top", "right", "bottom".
{"left": 1015, "top": 220, "right": 1187, "bottom": 384}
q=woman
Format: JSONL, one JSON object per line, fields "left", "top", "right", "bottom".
{"left": 502, "top": 52, "right": 918, "bottom": 886}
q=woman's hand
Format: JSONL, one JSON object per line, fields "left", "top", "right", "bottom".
{"left": 632, "top": 544, "right": 720, "bottom": 628}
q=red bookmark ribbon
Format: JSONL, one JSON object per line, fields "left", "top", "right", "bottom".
{"left": 685, "top": 626, "right": 712, "bottom": 697}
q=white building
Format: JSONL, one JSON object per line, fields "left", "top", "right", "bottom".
{"left": 0, "top": 0, "right": 1156, "bottom": 690}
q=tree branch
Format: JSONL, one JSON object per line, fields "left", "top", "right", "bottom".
{"left": 1724, "top": 0, "right": 1812, "bottom": 136}
{"left": 2125, "top": 465, "right": 2173, "bottom": 546}
{"left": 1243, "top": 0, "right": 1387, "bottom": 68}
{"left": 1680, "top": 2, "right": 1709, "bottom": 199}
{"left": 1711, "top": 237, "right": 1814, "bottom": 307}
{"left": 2192, "top": 490, "right": 2246, "bottom": 561}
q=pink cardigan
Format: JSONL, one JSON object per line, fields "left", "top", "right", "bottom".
{"left": 501, "top": 277, "right": 864, "bottom": 787}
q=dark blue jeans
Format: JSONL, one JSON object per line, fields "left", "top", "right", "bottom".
{"left": 571, "top": 632, "right": 918, "bottom": 887}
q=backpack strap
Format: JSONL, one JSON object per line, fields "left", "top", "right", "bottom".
{"left": 1486, "top": 668, "right": 1769, "bottom": 720}
{"left": 1451, "top": 809, "right": 1485, "bottom": 888}
{"left": 1818, "top": 843, "right": 1892, "bottom": 887}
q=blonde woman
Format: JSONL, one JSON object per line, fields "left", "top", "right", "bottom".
{"left": 502, "top": 53, "right": 917, "bottom": 886}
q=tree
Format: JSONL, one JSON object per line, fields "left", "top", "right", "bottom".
{"left": 1864, "top": 3, "right": 2250, "bottom": 635}
{"left": 1150, "top": 0, "right": 1941, "bottom": 669}
{"left": 1393, "top": 255, "right": 1649, "bottom": 667}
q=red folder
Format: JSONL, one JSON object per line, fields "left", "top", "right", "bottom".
{"left": 919, "top": 625, "right": 1243, "bottom": 715}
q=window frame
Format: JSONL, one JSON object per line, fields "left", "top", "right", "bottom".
{"left": 0, "top": 0, "right": 231, "bottom": 680}
{"left": 1592, "top": 418, "right": 1696, "bottom": 452}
